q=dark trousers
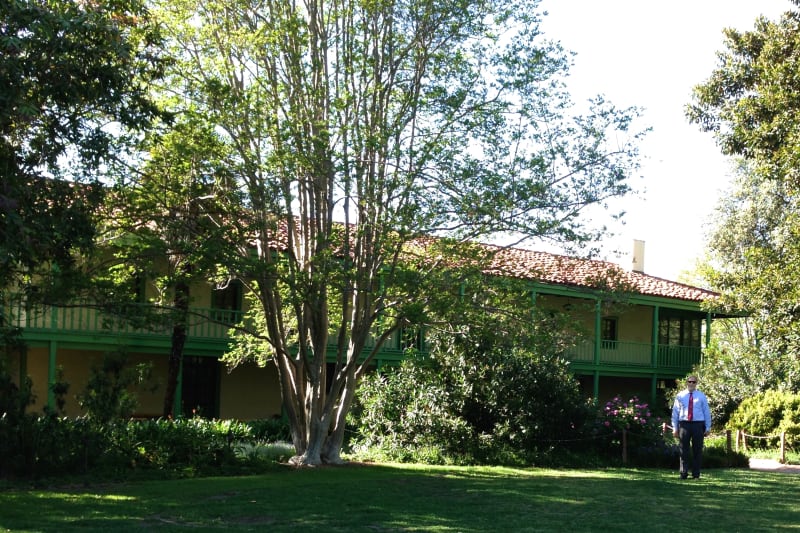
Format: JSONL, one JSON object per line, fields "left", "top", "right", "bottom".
{"left": 678, "top": 421, "right": 705, "bottom": 477}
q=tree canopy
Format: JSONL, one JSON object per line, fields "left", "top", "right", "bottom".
{"left": 688, "top": 2, "right": 800, "bottom": 398}
{"left": 0, "top": 0, "right": 163, "bottom": 301}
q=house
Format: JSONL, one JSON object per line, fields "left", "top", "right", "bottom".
{"left": 1, "top": 240, "right": 726, "bottom": 419}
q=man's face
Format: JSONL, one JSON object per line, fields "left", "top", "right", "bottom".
{"left": 686, "top": 378, "right": 698, "bottom": 390}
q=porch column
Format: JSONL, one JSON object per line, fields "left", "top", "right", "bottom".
{"left": 594, "top": 299, "right": 601, "bottom": 366}
{"left": 651, "top": 305, "right": 660, "bottom": 368}
{"left": 704, "top": 311, "right": 712, "bottom": 364}
{"left": 650, "top": 374, "right": 657, "bottom": 405}
{"left": 593, "top": 371, "right": 600, "bottom": 403}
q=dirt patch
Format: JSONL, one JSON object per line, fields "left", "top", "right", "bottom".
{"left": 749, "top": 458, "right": 800, "bottom": 474}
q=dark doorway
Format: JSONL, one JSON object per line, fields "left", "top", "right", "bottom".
{"left": 181, "top": 356, "right": 219, "bottom": 418}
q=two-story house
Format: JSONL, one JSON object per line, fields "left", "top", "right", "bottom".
{"left": 2, "top": 240, "right": 726, "bottom": 419}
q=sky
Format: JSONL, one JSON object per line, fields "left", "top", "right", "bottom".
{"left": 535, "top": 0, "right": 793, "bottom": 281}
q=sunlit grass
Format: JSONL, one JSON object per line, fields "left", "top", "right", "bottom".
{"left": 1, "top": 463, "right": 799, "bottom": 532}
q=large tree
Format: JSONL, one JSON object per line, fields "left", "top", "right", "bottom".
{"left": 154, "top": 0, "right": 644, "bottom": 465}
{"left": 0, "top": 0, "right": 163, "bottom": 306}
{"left": 687, "top": 2, "right": 800, "bottom": 392}
{"left": 96, "top": 114, "right": 237, "bottom": 417}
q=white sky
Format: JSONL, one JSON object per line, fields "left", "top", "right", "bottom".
{"left": 537, "top": 0, "right": 793, "bottom": 281}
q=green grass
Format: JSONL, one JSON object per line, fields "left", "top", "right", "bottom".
{"left": 1, "top": 463, "right": 798, "bottom": 532}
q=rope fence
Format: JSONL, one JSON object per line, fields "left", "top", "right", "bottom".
{"left": 659, "top": 422, "right": 789, "bottom": 464}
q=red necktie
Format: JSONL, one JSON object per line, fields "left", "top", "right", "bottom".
{"left": 688, "top": 392, "right": 694, "bottom": 421}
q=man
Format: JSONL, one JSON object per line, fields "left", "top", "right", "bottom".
{"left": 671, "top": 376, "right": 712, "bottom": 479}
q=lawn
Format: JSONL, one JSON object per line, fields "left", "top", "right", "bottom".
{"left": 1, "top": 463, "right": 798, "bottom": 532}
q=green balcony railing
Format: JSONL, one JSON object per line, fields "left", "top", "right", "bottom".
{"left": 1, "top": 296, "right": 241, "bottom": 340}
{"left": 1, "top": 295, "right": 409, "bottom": 355}
{"left": 566, "top": 339, "right": 701, "bottom": 370}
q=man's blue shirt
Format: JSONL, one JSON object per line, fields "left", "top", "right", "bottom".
{"left": 671, "top": 389, "right": 711, "bottom": 432}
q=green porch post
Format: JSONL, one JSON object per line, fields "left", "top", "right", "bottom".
{"left": 594, "top": 299, "right": 601, "bottom": 366}
{"left": 651, "top": 305, "right": 660, "bottom": 367}
{"left": 593, "top": 371, "right": 600, "bottom": 403}
{"left": 704, "top": 311, "right": 712, "bottom": 365}
{"left": 48, "top": 340, "right": 57, "bottom": 411}
{"left": 651, "top": 306, "right": 660, "bottom": 405}
{"left": 650, "top": 374, "right": 657, "bottom": 405}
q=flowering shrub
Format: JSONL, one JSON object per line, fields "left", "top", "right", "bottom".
{"left": 599, "top": 396, "right": 657, "bottom": 433}
{"left": 594, "top": 395, "right": 669, "bottom": 462}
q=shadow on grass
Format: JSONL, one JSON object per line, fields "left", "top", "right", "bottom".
{"left": 1, "top": 464, "right": 798, "bottom": 532}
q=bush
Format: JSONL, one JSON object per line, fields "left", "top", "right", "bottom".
{"left": 591, "top": 395, "right": 670, "bottom": 465}
{"left": 247, "top": 417, "right": 292, "bottom": 443}
{"left": 726, "top": 390, "right": 800, "bottom": 447}
{"left": 77, "top": 350, "right": 155, "bottom": 423}
{"left": 0, "top": 415, "right": 269, "bottom": 481}
{"left": 348, "top": 343, "right": 590, "bottom": 466}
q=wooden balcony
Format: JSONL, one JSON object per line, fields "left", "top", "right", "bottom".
{"left": 1, "top": 296, "right": 410, "bottom": 361}
{"left": 566, "top": 339, "right": 701, "bottom": 372}
{"left": 4, "top": 300, "right": 238, "bottom": 340}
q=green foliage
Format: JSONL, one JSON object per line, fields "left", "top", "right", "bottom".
{"left": 349, "top": 341, "right": 589, "bottom": 466}
{"left": 689, "top": 6, "right": 800, "bottom": 403}
{"left": 727, "top": 390, "right": 800, "bottom": 447}
{"left": 348, "top": 361, "right": 475, "bottom": 465}
{"left": 245, "top": 417, "right": 292, "bottom": 443}
{"left": 590, "top": 395, "right": 673, "bottom": 467}
{"left": 0, "top": 0, "right": 163, "bottom": 298}
{"left": 695, "top": 330, "right": 787, "bottom": 428}
{"left": 0, "top": 360, "right": 33, "bottom": 424}
{"left": 77, "top": 351, "right": 156, "bottom": 423}
{"left": 0, "top": 415, "right": 271, "bottom": 480}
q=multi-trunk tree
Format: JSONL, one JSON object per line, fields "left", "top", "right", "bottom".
{"left": 153, "top": 0, "right": 644, "bottom": 465}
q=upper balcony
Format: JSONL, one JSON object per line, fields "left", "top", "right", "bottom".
{"left": 3, "top": 295, "right": 700, "bottom": 373}
{"left": 1, "top": 296, "right": 411, "bottom": 360}
{"left": 566, "top": 339, "right": 701, "bottom": 374}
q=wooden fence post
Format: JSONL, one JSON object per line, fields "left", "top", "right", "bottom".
{"left": 780, "top": 432, "right": 786, "bottom": 464}
{"left": 622, "top": 429, "right": 627, "bottom": 464}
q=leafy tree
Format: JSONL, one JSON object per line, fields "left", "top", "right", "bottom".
{"left": 349, "top": 277, "right": 589, "bottom": 466}
{"left": 0, "top": 0, "right": 163, "bottom": 303}
{"left": 154, "top": 0, "right": 644, "bottom": 465}
{"left": 77, "top": 351, "right": 155, "bottom": 424}
{"left": 96, "top": 114, "right": 238, "bottom": 417}
{"left": 688, "top": 4, "right": 800, "bottom": 398}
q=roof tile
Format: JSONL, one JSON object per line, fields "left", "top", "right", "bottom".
{"left": 483, "top": 244, "right": 718, "bottom": 302}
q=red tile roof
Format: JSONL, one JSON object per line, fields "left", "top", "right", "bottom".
{"left": 248, "top": 219, "right": 718, "bottom": 303}
{"left": 482, "top": 244, "right": 719, "bottom": 303}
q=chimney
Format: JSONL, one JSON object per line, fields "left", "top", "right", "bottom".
{"left": 632, "top": 239, "right": 645, "bottom": 273}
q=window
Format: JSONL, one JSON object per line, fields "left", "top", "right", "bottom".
{"left": 658, "top": 314, "right": 702, "bottom": 347}
{"left": 601, "top": 317, "right": 618, "bottom": 349}
{"left": 211, "top": 281, "right": 242, "bottom": 323}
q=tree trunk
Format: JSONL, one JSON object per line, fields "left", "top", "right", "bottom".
{"left": 162, "top": 280, "right": 189, "bottom": 418}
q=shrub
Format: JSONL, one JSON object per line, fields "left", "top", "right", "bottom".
{"left": 77, "top": 350, "right": 155, "bottom": 423}
{"left": 0, "top": 415, "right": 265, "bottom": 480}
{"left": 247, "top": 417, "right": 292, "bottom": 442}
{"left": 348, "top": 343, "right": 589, "bottom": 466}
{"left": 726, "top": 390, "right": 800, "bottom": 447}
{"left": 589, "top": 395, "right": 671, "bottom": 466}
